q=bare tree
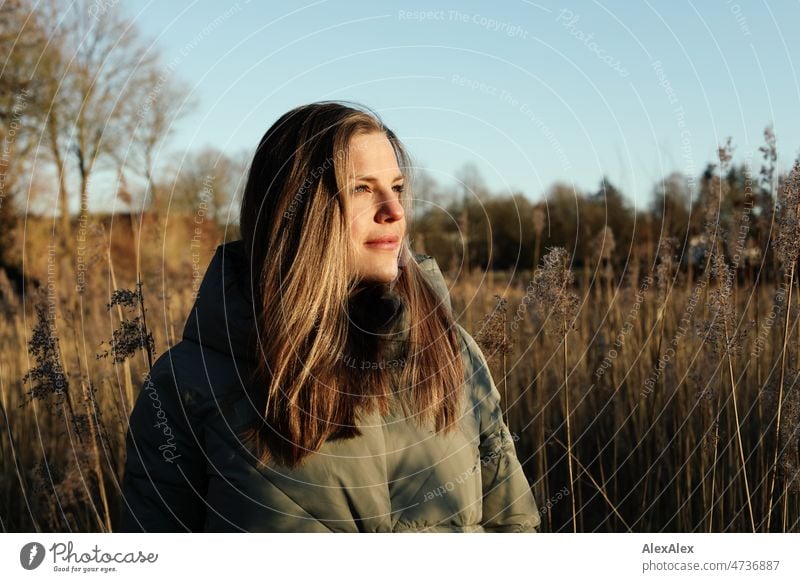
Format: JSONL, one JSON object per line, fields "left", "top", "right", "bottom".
{"left": 455, "top": 162, "right": 492, "bottom": 274}
{"left": 225, "top": 147, "right": 253, "bottom": 226}
{"left": 68, "top": 2, "right": 158, "bottom": 229}
{"left": 121, "top": 63, "right": 197, "bottom": 215}
{"left": 34, "top": 1, "right": 76, "bottom": 253}
{"left": 0, "top": 0, "right": 43, "bottom": 268}
{"left": 35, "top": 0, "right": 158, "bottom": 261}
{"left": 168, "top": 147, "right": 241, "bottom": 223}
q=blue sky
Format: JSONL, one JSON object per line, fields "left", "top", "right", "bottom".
{"left": 120, "top": 0, "right": 800, "bottom": 211}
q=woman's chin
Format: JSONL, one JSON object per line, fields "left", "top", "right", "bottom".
{"left": 358, "top": 263, "right": 398, "bottom": 284}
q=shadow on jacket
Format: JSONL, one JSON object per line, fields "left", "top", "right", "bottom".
{"left": 119, "top": 239, "right": 541, "bottom": 532}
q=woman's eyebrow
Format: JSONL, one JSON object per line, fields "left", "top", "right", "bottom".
{"left": 354, "top": 174, "right": 405, "bottom": 182}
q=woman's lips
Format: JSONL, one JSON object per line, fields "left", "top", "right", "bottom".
{"left": 364, "top": 238, "right": 400, "bottom": 250}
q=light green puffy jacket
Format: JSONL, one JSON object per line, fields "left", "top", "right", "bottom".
{"left": 120, "top": 240, "right": 541, "bottom": 532}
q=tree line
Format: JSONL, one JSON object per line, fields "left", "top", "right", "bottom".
{"left": 1, "top": 1, "right": 795, "bottom": 290}
{"left": 412, "top": 131, "right": 792, "bottom": 285}
{"left": 0, "top": 0, "right": 246, "bottom": 287}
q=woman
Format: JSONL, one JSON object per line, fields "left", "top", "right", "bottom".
{"left": 120, "top": 101, "right": 540, "bottom": 532}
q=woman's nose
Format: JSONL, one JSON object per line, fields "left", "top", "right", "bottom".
{"left": 376, "top": 192, "right": 405, "bottom": 222}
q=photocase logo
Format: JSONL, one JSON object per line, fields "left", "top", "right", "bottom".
{"left": 20, "top": 542, "right": 46, "bottom": 570}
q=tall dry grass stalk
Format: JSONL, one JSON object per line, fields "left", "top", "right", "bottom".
{"left": 532, "top": 207, "right": 546, "bottom": 274}
{"left": 767, "top": 160, "right": 800, "bottom": 528}
{"left": 700, "top": 249, "right": 755, "bottom": 530}
{"left": 6, "top": 157, "right": 800, "bottom": 531}
{"left": 11, "top": 271, "right": 158, "bottom": 531}
{"left": 531, "top": 247, "right": 579, "bottom": 531}
{"left": 0, "top": 210, "right": 222, "bottom": 532}
{"left": 474, "top": 295, "right": 514, "bottom": 427}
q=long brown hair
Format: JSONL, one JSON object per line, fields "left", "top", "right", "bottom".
{"left": 238, "top": 101, "right": 464, "bottom": 468}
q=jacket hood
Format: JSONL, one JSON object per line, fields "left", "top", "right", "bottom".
{"left": 182, "top": 239, "right": 452, "bottom": 362}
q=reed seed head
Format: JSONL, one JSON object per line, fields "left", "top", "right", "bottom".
{"left": 474, "top": 294, "right": 513, "bottom": 357}
{"left": 532, "top": 247, "right": 580, "bottom": 335}
{"left": 773, "top": 159, "right": 800, "bottom": 268}
{"left": 22, "top": 297, "right": 69, "bottom": 404}
{"left": 759, "top": 125, "right": 777, "bottom": 189}
{"left": 655, "top": 236, "right": 678, "bottom": 308}
{"left": 695, "top": 248, "right": 749, "bottom": 357}
{"left": 97, "top": 283, "right": 154, "bottom": 364}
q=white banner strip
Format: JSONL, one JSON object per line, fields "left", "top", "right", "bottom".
{"left": 1, "top": 533, "right": 798, "bottom": 581}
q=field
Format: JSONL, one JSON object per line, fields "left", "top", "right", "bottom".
{"left": 1, "top": 212, "right": 798, "bottom": 533}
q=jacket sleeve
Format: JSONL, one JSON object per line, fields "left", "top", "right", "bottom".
{"left": 119, "top": 361, "right": 209, "bottom": 532}
{"left": 459, "top": 325, "right": 541, "bottom": 533}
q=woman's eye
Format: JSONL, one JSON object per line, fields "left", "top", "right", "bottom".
{"left": 352, "top": 184, "right": 404, "bottom": 194}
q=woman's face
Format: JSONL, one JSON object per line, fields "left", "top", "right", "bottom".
{"left": 346, "top": 131, "right": 407, "bottom": 284}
